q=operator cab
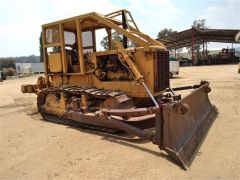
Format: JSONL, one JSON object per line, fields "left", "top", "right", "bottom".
{"left": 42, "top": 10, "right": 138, "bottom": 82}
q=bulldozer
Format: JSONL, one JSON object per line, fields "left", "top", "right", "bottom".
{"left": 21, "top": 10, "right": 218, "bottom": 169}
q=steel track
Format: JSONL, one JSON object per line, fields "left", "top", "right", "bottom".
{"left": 37, "top": 85, "right": 134, "bottom": 135}
{"left": 40, "top": 111, "right": 118, "bottom": 133}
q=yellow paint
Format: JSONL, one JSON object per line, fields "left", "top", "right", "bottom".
{"left": 48, "top": 53, "right": 62, "bottom": 72}
{"left": 44, "top": 93, "right": 66, "bottom": 115}
{"left": 39, "top": 10, "right": 167, "bottom": 110}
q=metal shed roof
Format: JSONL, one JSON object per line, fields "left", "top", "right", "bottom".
{"left": 157, "top": 28, "right": 240, "bottom": 49}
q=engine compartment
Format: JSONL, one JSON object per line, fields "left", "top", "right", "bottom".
{"left": 95, "top": 54, "right": 133, "bottom": 81}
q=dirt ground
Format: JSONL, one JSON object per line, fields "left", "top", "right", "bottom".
{"left": 0, "top": 64, "right": 239, "bottom": 180}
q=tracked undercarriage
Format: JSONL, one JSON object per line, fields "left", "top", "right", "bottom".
{"left": 37, "top": 86, "right": 155, "bottom": 132}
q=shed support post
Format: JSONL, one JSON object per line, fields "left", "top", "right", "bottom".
{"left": 206, "top": 41, "right": 208, "bottom": 61}
{"left": 206, "top": 41, "right": 208, "bottom": 52}
{"left": 203, "top": 40, "right": 205, "bottom": 53}
{"left": 203, "top": 40, "right": 205, "bottom": 62}
{"left": 191, "top": 28, "right": 195, "bottom": 65}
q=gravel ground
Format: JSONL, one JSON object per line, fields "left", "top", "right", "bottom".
{"left": 0, "top": 64, "right": 239, "bottom": 180}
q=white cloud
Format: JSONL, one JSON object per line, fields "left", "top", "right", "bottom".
{"left": 0, "top": 0, "right": 238, "bottom": 57}
{"left": 197, "top": 0, "right": 240, "bottom": 29}
{"left": 195, "top": 0, "right": 240, "bottom": 50}
{"left": 0, "top": 0, "right": 183, "bottom": 57}
{"left": 125, "top": 0, "right": 183, "bottom": 37}
{"left": 0, "top": 0, "right": 50, "bottom": 56}
{"left": 48, "top": 0, "right": 120, "bottom": 21}
{"left": 0, "top": 0, "right": 123, "bottom": 57}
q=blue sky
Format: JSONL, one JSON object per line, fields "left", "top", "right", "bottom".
{"left": 0, "top": 0, "right": 239, "bottom": 57}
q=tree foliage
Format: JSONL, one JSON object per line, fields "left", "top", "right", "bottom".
{"left": 157, "top": 28, "right": 182, "bottom": 53}
{"left": 101, "top": 31, "right": 135, "bottom": 50}
{"left": 0, "top": 55, "right": 40, "bottom": 70}
{"left": 192, "top": 19, "right": 209, "bottom": 29}
{"left": 188, "top": 19, "right": 209, "bottom": 62}
{"left": 0, "top": 58, "right": 16, "bottom": 69}
{"left": 101, "top": 32, "right": 121, "bottom": 50}
{"left": 157, "top": 28, "right": 177, "bottom": 39}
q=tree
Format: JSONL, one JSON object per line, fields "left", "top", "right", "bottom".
{"left": 0, "top": 58, "right": 15, "bottom": 69}
{"left": 157, "top": 28, "right": 181, "bottom": 54}
{"left": 101, "top": 32, "right": 120, "bottom": 50}
{"left": 39, "top": 32, "right": 44, "bottom": 62}
{"left": 192, "top": 19, "right": 208, "bottom": 29}
{"left": 157, "top": 28, "right": 177, "bottom": 39}
{"left": 188, "top": 19, "right": 209, "bottom": 63}
{"left": 101, "top": 31, "right": 135, "bottom": 50}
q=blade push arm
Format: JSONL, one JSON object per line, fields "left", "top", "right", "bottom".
{"left": 113, "top": 40, "right": 144, "bottom": 82}
{"left": 114, "top": 40, "right": 159, "bottom": 107}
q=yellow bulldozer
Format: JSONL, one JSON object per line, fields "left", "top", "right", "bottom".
{"left": 22, "top": 10, "right": 218, "bottom": 169}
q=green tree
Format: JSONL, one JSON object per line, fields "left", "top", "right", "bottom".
{"left": 192, "top": 19, "right": 208, "bottom": 29}
{"left": 39, "top": 32, "right": 44, "bottom": 62}
{"left": 188, "top": 19, "right": 209, "bottom": 63}
{"left": 0, "top": 58, "right": 16, "bottom": 69}
{"left": 101, "top": 32, "right": 120, "bottom": 50}
{"left": 157, "top": 28, "right": 182, "bottom": 53}
{"left": 101, "top": 31, "right": 135, "bottom": 50}
{"left": 157, "top": 28, "right": 177, "bottom": 39}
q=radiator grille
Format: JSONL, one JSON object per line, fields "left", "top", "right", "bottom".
{"left": 154, "top": 50, "right": 169, "bottom": 92}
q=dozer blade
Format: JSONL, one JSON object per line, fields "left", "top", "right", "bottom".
{"left": 161, "top": 83, "right": 218, "bottom": 169}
